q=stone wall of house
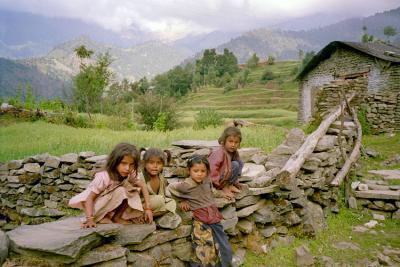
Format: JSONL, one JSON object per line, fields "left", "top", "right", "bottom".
{"left": 2, "top": 120, "right": 394, "bottom": 266}
{"left": 298, "top": 47, "right": 400, "bottom": 133}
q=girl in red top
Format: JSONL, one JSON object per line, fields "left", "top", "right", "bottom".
{"left": 208, "top": 127, "right": 244, "bottom": 200}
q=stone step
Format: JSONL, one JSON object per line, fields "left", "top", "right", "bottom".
{"left": 354, "top": 190, "right": 400, "bottom": 200}
{"left": 368, "top": 170, "right": 400, "bottom": 180}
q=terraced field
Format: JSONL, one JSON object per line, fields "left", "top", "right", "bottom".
{"left": 179, "top": 61, "right": 301, "bottom": 128}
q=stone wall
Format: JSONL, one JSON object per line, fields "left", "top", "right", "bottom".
{"left": 298, "top": 47, "right": 400, "bottom": 133}
{"left": 0, "top": 120, "right": 366, "bottom": 266}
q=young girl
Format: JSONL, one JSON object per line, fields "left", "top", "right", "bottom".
{"left": 69, "top": 142, "right": 153, "bottom": 228}
{"left": 168, "top": 155, "right": 232, "bottom": 267}
{"left": 208, "top": 126, "right": 244, "bottom": 200}
{"left": 139, "top": 148, "right": 176, "bottom": 216}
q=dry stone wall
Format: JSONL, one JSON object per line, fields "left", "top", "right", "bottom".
{"left": 0, "top": 120, "right": 369, "bottom": 266}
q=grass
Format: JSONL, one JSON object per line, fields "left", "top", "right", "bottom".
{"left": 178, "top": 61, "right": 300, "bottom": 128}
{"left": 0, "top": 120, "right": 288, "bottom": 162}
{"left": 244, "top": 209, "right": 400, "bottom": 266}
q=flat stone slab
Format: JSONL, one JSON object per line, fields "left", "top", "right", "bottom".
{"left": 368, "top": 170, "right": 400, "bottom": 180}
{"left": 354, "top": 190, "right": 400, "bottom": 200}
{"left": 171, "top": 140, "right": 219, "bottom": 149}
{"left": 114, "top": 223, "right": 156, "bottom": 246}
{"left": 7, "top": 217, "right": 121, "bottom": 263}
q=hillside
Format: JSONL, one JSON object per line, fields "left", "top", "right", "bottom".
{"left": 178, "top": 61, "right": 300, "bottom": 128}
{"left": 216, "top": 7, "right": 400, "bottom": 63}
{"left": 0, "top": 36, "right": 191, "bottom": 99}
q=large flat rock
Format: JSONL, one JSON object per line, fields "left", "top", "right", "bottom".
{"left": 7, "top": 217, "right": 121, "bottom": 264}
{"left": 368, "top": 170, "right": 400, "bottom": 180}
{"left": 354, "top": 190, "right": 400, "bottom": 200}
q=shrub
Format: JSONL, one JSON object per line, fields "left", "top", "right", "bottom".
{"left": 153, "top": 112, "right": 169, "bottom": 132}
{"left": 357, "top": 104, "right": 372, "bottom": 135}
{"left": 63, "top": 111, "right": 91, "bottom": 128}
{"left": 260, "top": 70, "right": 275, "bottom": 83}
{"left": 193, "top": 109, "right": 223, "bottom": 130}
{"left": 135, "top": 92, "right": 179, "bottom": 130}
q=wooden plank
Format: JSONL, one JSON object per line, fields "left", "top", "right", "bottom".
{"left": 354, "top": 190, "right": 400, "bottom": 200}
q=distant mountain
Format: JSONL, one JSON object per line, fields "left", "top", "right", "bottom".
{"left": 0, "top": 58, "right": 70, "bottom": 99}
{"left": 0, "top": 9, "right": 153, "bottom": 59}
{"left": 173, "top": 31, "right": 241, "bottom": 53}
{"left": 216, "top": 7, "right": 400, "bottom": 63}
{"left": 272, "top": 13, "right": 350, "bottom": 31}
{"left": 0, "top": 36, "right": 191, "bottom": 99}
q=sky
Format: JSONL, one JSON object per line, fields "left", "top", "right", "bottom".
{"left": 0, "top": 0, "right": 399, "bottom": 40}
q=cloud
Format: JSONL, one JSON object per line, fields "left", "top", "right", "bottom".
{"left": 0, "top": 0, "right": 399, "bottom": 40}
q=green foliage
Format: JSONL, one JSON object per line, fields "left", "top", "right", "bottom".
{"left": 357, "top": 104, "right": 372, "bottom": 135}
{"left": 193, "top": 109, "right": 223, "bottom": 130}
{"left": 153, "top": 112, "right": 169, "bottom": 132}
{"left": 267, "top": 55, "right": 275, "bottom": 65}
{"left": 74, "top": 45, "right": 94, "bottom": 67}
{"left": 246, "top": 53, "right": 259, "bottom": 69}
{"left": 135, "top": 92, "right": 179, "bottom": 130}
{"left": 361, "top": 25, "right": 374, "bottom": 43}
{"left": 383, "top": 25, "right": 397, "bottom": 42}
{"left": 260, "top": 69, "right": 275, "bottom": 83}
{"left": 62, "top": 110, "right": 91, "bottom": 128}
{"left": 8, "top": 83, "right": 23, "bottom": 107}
{"left": 153, "top": 64, "right": 193, "bottom": 98}
{"left": 24, "top": 83, "right": 36, "bottom": 109}
{"left": 73, "top": 51, "right": 113, "bottom": 116}
{"left": 38, "top": 99, "right": 66, "bottom": 112}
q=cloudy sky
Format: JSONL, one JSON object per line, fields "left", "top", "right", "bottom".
{"left": 0, "top": 0, "right": 399, "bottom": 40}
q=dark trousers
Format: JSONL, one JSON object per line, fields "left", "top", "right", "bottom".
{"left": 229, "top": 160, "right": 243, "bottom": 184}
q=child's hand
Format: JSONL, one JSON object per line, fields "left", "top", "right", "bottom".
{"left": 144, "top": 209, "right": 153, "bottom": 224}
{"left": 128, "top": 170, "right": 138, "bottom": 184}
{"left": 81, "top": 217, "right": 96, "bottom": 228}
{"left": 179, "top": 201, "right": 190, "bottom": 212}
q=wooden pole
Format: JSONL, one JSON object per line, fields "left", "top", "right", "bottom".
{"left": 331, "top": 107, "right": 362, "bottom": 186}
{"left": 275, "top": 92, "right": 356, "bottom": 189}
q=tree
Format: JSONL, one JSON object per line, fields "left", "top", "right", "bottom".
{"left": 73, "top": 52, "right": 113, "bottom": 118}
{"left": 25, "top": 83, "right": 36, "bottom": 109}
{"left": 74, "top": 45, "right": 94, "bottom": 67}
{"left": 383, "top": 26, "right": 397, "bottom": 43}
{"left": 267, "top": 55, "right": 275, "bottom": 65}
{"left": 361, "top": 25, "right": 374, "bottom": 43}
{"left": 246, "top": 53, "right": 259, "bottom": 69}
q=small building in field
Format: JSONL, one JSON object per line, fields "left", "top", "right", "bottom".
{"left": 297, "top": 41, "right": 400, "bottom": 133}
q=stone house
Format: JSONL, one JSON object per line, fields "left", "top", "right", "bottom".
{"left": 297, "top": 41, "right": 400, "bottom": 133}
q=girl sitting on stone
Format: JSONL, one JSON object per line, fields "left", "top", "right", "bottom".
{"left": 208, "top": 126, "right": 244, "bottom": 200}
{"left": 168, "top": 155, "right": 232, "bottom": 267}
{"left": 139, "top": 148, "right": 176, "bottom": 216}
{"left": 69, "top": 142, "right": 153, "bottom": 228}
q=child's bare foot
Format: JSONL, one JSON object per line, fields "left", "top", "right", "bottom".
{"left": 222, "top": 187, "right": 234, "bottom": 200}
{"left": 98, "top": 217, "right": 113, "bottom": 224}
{"left": 113, "top": 218, "right": 131, "bottom": 224}
{"left": 229, "top": 184, "right": 241, "bottom": 193}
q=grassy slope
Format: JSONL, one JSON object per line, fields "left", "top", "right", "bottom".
{"left": 0, "top": 119, "right": 287, "bottom": 162}
{"left": 178, "top": 61, "right": 300, "bottom": 128}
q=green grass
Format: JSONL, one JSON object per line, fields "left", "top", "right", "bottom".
{"left": 178, "top": 61, "right": 300, "bottom": 129}
{"left": 0, "top": 120, "right": 288, "bottom": 162}
{"left": 244, "top": 209, "right": 400, "bottom": 267}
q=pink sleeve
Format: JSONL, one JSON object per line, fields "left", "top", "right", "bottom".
{"left": 87, "top": 172, "right": 109, "bottom": 194}
{"left": 68, "top": 171, "right": 109, "bottom": 209}
{"left": 208, "top": 149, "right": 224, "bottom": 189}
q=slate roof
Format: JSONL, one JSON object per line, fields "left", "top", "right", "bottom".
{"left": 297, "top": 41, "right": 400, "bottom": 79}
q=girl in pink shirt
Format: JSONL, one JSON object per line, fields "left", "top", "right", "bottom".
{"left": 69, "top": 143, "right": 153, "bottom": 228}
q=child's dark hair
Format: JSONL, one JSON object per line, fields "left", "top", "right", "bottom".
{"left": 187, "top": 155, "right": 210, "bottom": 173}
{"left": 142, "top": 148, "right": 171, "bottom": 166}
{"left": 218, "top": 126, "right": 242, "bottom": 145}
{"left": 106, "top": 142, "right": 140, "bottom": 182}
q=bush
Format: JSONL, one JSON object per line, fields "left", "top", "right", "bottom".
{"left": 63, "top": 111, "right": 92, "bottom": 128}
{"left": 135, "top": 92, "right": 179, "bottom": 130}
{"left": 260, "top": 70, "right": 275, "bottom": 83}
{"left": 193, "top": 109, "right": 223, "bottom": 130}
{"left": 357, "top": 104, "right": 372, "bottom": 135}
